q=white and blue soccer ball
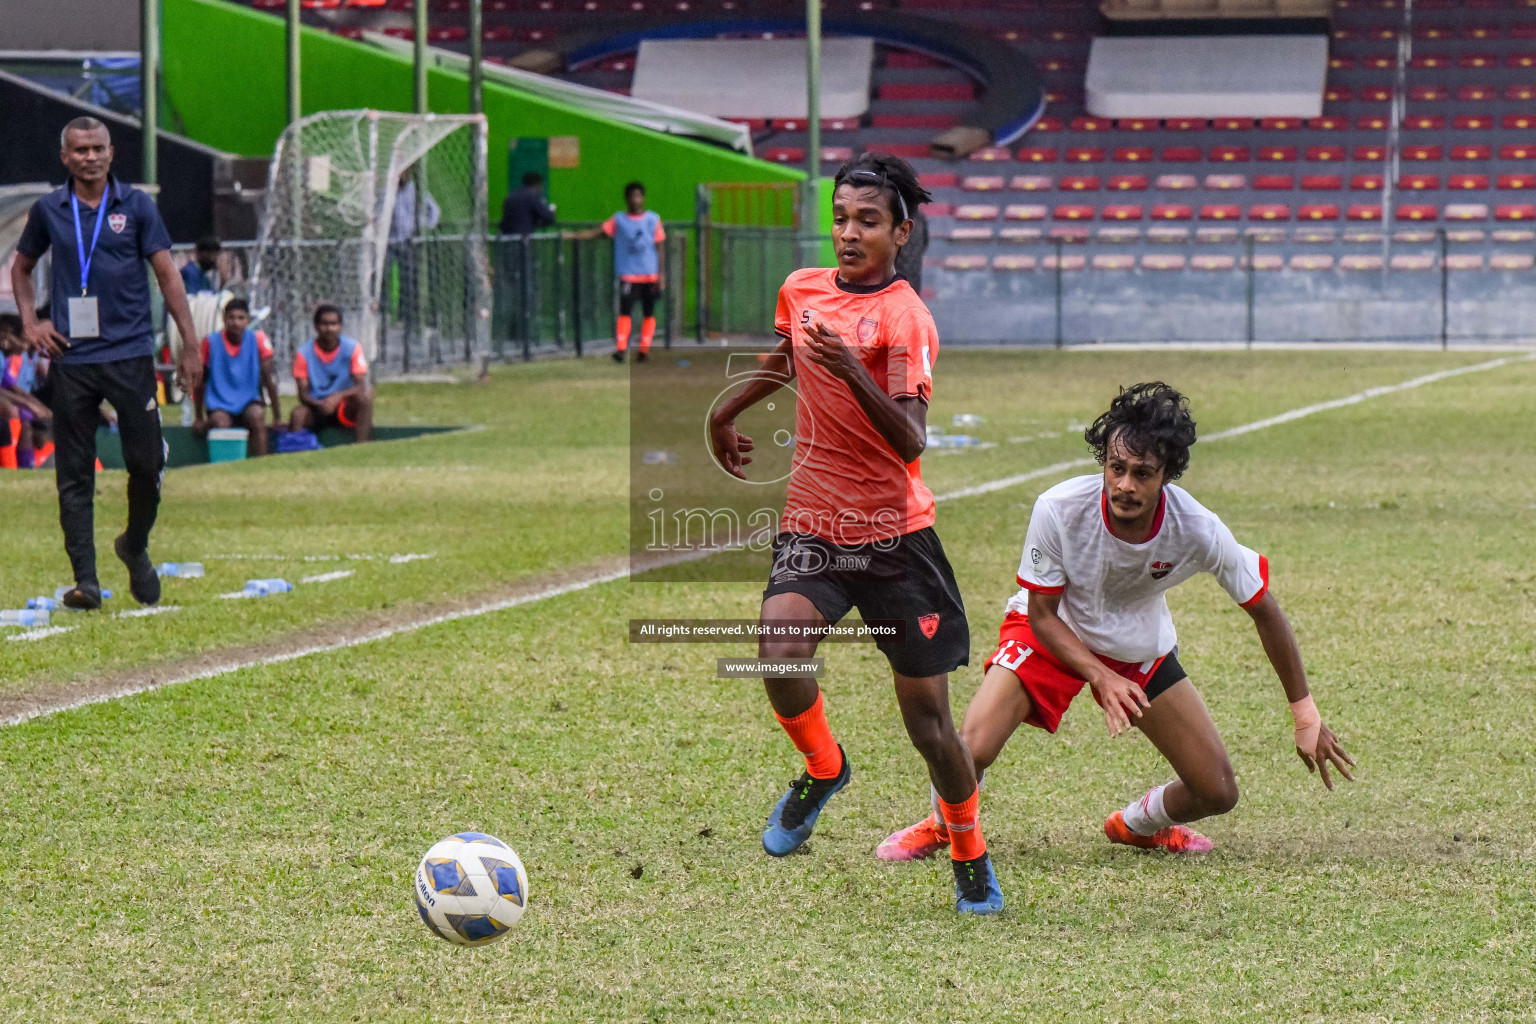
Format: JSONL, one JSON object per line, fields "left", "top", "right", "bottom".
{"left": 413, "top": 832, "right": 529, "bottom": 946}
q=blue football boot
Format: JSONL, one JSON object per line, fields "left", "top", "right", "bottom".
{"left": 952, "top": 852, "right": 1005, "bottom": 915}
{"left": 762, "top": 746, "right": 850, "bottom": 857}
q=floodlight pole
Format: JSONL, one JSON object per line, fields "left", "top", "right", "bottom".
{"left": 285, "top": 0, "right": 301, "bottom": 125}
{"left": 414, "top": 0, "right": 429, "bottom": 114}
{"left": 140, "top": 0, "right": 158, "bottom": 186}
{"left": 802, "top": 0, "right": 821, "bottom": 266}
{"left": 469, "top": 0, "right": 484, "bottom": 115}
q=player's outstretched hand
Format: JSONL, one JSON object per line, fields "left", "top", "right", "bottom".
{"left": 801, "top": 321, "right": 861, "bottom": 382}
{"left": 177, "top": 347, "right": 203, "bottom": 398}
{"left": 24, "top": 319, "right": 70, "bottom": 357}
{"left": 708, "top": 413, "right": 754, "bottom": 479}
{"left": 1089, "top": 669, "right": 1150, "bottom": 738}
{"left": 1298, "top": 722, "right": 1356, "bottom": 791}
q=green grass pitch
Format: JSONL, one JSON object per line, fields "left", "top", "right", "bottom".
{"left": 1, "top": 349, "right": 1533, "bottom": 1022}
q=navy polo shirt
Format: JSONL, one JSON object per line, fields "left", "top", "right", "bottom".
{"left": 15, "top": 175, "right": 172, "bottom": 364}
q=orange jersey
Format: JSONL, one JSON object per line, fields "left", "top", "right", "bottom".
{"left": 773, "top": 268, "right": 938, "bottom": 545}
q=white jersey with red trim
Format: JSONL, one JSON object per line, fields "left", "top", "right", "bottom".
{"left": 1009, "top": 474, "right": 1269, "bottom": 663}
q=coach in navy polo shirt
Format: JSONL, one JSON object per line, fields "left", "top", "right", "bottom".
{"left": 10, "top": 116, "right": 202, "bottom": 610}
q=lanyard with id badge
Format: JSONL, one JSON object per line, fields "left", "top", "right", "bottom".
{"left": 68, "top": 189, "right": 106, "bottom": 339}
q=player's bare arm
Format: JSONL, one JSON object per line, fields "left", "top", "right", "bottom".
{"left": 800, "top": 319, "right": 927, "bottom": 463}
{"left": 150, "top": 249, "right": 203, "bottom": 395}
{"left": 261, "top": 356, "right": 282, "bottom": 424}
{"left": 707, "top": 334, "right": 792, "bottom": 478}
{"left": 1243, "top": 592, "right": 1356, "bottom": 789}
{"left": 1026, "top": 588, "right": 1150, "bottom": 737}
{"left": 8, "top": 253, "right": 70, "bottom": 357}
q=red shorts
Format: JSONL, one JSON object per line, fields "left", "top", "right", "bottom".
{"left": 982, "top": 611, "right": 1182, "bottom": 734}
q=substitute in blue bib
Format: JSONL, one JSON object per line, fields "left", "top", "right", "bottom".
{"left": 8, "top": 116, "right": 203, "bottom": 611}
{"left": 196, "top": 298, "right": 281, "bottom": 457}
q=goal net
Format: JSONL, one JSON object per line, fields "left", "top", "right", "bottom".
{"left": 250, "top": 110, "right": 490, "bottom": 373}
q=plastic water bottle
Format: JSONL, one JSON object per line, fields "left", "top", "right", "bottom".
{"left": 180, "top": 396, "right": 194, "bottom": 427}
{"left": 157, "top": 562, "right": 205, "bottom": 578}
{"left": 26, "top": 597, "right": 58, "bottom": 611}
{"left": 952, "top": 413, "right": 985, "bottom": 428}
{"left": 1, "top": 610, "right": 50, "bottom": 627}
{"left": 243, "top": 578, "right": 293, "bottom": 597}
{"left": 53, "top": 586, "right": 112, "bottom": 600}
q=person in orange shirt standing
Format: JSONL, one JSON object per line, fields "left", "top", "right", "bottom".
{"left": 708, "top": 153, "right": 1001, "bottom": 915}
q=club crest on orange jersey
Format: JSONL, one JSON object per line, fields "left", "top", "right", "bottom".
{"left": 1150, "top": 561, "right": 1174, "bottom": 580}
{"left": 856, "top": 317, "right": 879, "bottom": 343}
{"left": 918, "top": 613, "right": 940, "bottom": 638}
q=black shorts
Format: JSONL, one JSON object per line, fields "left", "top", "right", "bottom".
{"left": 762, "top": 527, "right": 970, "bottom": 678}
{"left": 618, "top": 280, "right": 660, "bottom": 318}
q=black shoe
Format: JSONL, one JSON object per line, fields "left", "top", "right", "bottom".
{"left": 762, "top": 746, "right": 852, "bottom": 856}
{"left": 114, "top": 533, "right": 161, "bottom": 606}
{"left": 952, "top": 852, "right": 1005, "bottom": 915}
{"left": 61, "top": 582, "right": 102, "bottom": 611}
{"left": 635, "top": 350, "right": 648, "bottom": 363}
{"left": 612, "top": 350, "right": 626, "bottom": 362}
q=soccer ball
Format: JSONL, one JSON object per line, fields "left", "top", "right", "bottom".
{"left": 413, "top": 831, "right": 529, "bottom": 946}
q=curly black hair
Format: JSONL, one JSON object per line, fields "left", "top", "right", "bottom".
{"left": 1084, "top": 382, "right": 1197, "bottom": 481}
{"left": 832, "top": 152, "right": 933, "bottom": 226}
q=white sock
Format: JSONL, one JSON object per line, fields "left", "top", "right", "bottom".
{"left": 1121, "top": 784, "right": 1177, "bottom": 836}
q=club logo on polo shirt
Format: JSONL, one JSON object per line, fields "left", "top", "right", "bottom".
{"left": 856, "top": 317, "right": 878, "bottom": 343}
{"left": 108, "top": 213, "right": 127, "bottom": 233}
{"left": 1150, "top": 560, "right": 1175, "bottom": 580}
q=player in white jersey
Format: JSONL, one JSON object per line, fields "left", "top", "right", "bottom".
{"left": 877, "top": 382, "right": 1355, "bottom": 859}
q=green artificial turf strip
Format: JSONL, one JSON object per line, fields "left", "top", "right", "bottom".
{"left": 1, "top": 352, "right": 1533, "bottom": 1022}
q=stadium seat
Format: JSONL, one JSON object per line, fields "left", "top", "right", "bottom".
{"left": 879, "top": 83, "right": 974, "bottom": 101}
{"left": 1102, "top": 204, "right": 1144, "bottom": 221}
{"left": 1445, "top": 203, "right": 1490, "bottom": 220}
{"left": 1491, "top": 253, "right": 1536, "bottom": 270}
{"left": 1493, "top": 228, "right": 1536, "bottom": 242}
{"left": 1500, "top": 144, "right": 1536, "bottom": 161}
{"left": 1060, "top": 176, "right": 1101, "bottom": 191}
{"left": 1065, "top": 148, "right": 1106, "bottom": 163}
{"left": 1248, "top": 254, "right": 1284, "bottom": 271}
{"left": 1004, "top": 204, "right": 1048, "bottom": 220}
{"left": 1504, "top": 115, "right": 1536, "bottom": 130}
{"left": 821, "top": 146, "right": 854, "bottom": 163}
{"left": 943, "top": 254, "right": 989, "bottom": 271}
{"left": 1307, "top": 146, "right": 1347, "bottom": 162}
{"left": 1329, "top": 55, "right": 1355, "bottom": 70}
{"left": 1151, "top": 204, "right": 1194, "bottom": 220}
{"left": 1260, "top": 117, "right": 1303, "bottom": 131}
{"left": 1498, "top": 174, "right": 1536, "bottom": 190}
{"left": 1255, "top": 174, "right": 1295, "bottom": 190}
{"left": 967, "top": 146, "right": 1014, "bottom": 162}
{"left": 1516, "top": 24, "right": 1536, "bottom": 39}
{"left": 925, "top": 203, "right": 954, "bottom": 216}
{"left": 1165, "top": 118, "right": 1207, "bottom": 132}
{"left": 1010, "top": 174, "right": 1054, "bottom": 191}
{"left": 1508, "top": 86, "right": 1536, "bottom": 101}
{"left": 1098, "top": 226, "right": 1141, "bottom": 242}
{"left": 1355, "top": 115, "right": 1389, "bottom": 131}
{"left": 998, "top": 226, "right": 1043, "bottom": 242}
{"left": 1017, "top": 147, "right": 1059, "bottom": 163}
{"left": 1106, "top": 175, "right": 1150, "bottom": 191}
{"left": 1298, "top": 204, "right": 1340, "bottom": 220}
{"left": 1249, "top": 204, "right": 1291, "bottom": 221}
{"left": 1400, "top": 174, "right": 1440, "bottom": 191}
{"left": 1410, "top": 54, "right": 1450, "bottom": 69}
{"left": 1496, "top": 204, "right": 1536, "bottom": 221}
{"left": 1396, "top": 204, "right": 1439, "bottom": 221}
{"left": 1155, "top": 174, "right": 1198, "bottom": 190}
{"left": 1458, "top": 85, "right": 1496, "bottom": 101}
{"left": 1340, "top": 254, "right": 1385, "bottom": 271}
{"left": 962, "top": 175, "right": 1008, "bottom": 192}
{"left": 1200, "top": 204, "right": 1242, "bottom": 221}
{"left": 1070, "top": 117, "right": 1114, "bottom": 132}
{"left": 1301, "top": 174, "right": 1343, "bottom": 190}
{"left": 1053, "top": 205, "right": 1097, "bottom": 221}
{"left": 822, "top": 118, "right": 860, "bottom": 132}
{"left": 1404, "top": 115, "right": 1445, "bottom": 131}
{"left": 1361, "top": 86, "right": 1392, "bottom": 102}
{"left": 1092, "top": 254, "right": 1136, "bottom": 270}
{"left": 1294, "top": 226, "right": 1336, "bottom": 243}
{"left": 1194, "top": 226, "right": 1237, "bottom": 243}
{"left": 1448, "top": 175, "right": 1490, "bottom": 191}
{"left": 1212, "top": 118, "right": 1252, "bottom": 131}
{"left": 1393, "top": 229, "right": 1437, "bottom": 244}
{"left": 1141, "top": 254, "right": 1187, "bottom": 270}
{"left": 1353, "top": 145, "right": 1386, "bottom": 162}
{"left": 1032, "top": 117, "right": 1064, "bottom": 132}
{"left": 1508, "top": 52, "right": 1536, "bottom": 68}
{"left": 1257, "top": 146, "right": 1298, "bottom": 162}
{"left": 873, "top": 114, "right": 960, "bottom": 130}
{"left": 1161, "top": 146, "right": 1202, "bottom": 163}
{"left": 1040, "top": 254, "right": 1087, "bottom": 271}
{"left": 1408, "top": 85, "right": 1450, "bottom": 101}
{"left": 1048, "top": 225, "right": 1091, "bottom": 242}
{"left": 1402, "top": 145, "right": 1442, "bottom": 162}
{"left": 1454, "top": 115, "right": 1495, "bottom": 131}
{"left": 954, "top": 204, "right": 1000, "bottom": 220}
{"left": 1308, "top": 117, "right": 1350, "bottom": 131}
{"left": 1118, "top": 119, "right": 1160, "bottom": 132}
{"left": 1465, "top": 25, "right": 1501, "bottom": 40}
{"left": 1113, "top": 147, "right": 1155, "bottom": 163}
{"left": 1205, "top": 174, "right": 1246, "bottom": 190}
{"left": 727, "top": 118, "right": 769, "bottom": 132}
{"left": 1289, "top": 254, "right": 1334, "bottom": 270}
{"left": 1209, "top": 146, "right": 1250, "bottom": 163}
{"left": 1390, "top": 254, "right": 1436, "bottom": 270}
{"left": 1324, "top": 85, "right": 1353, "bottom": 102}
{"left": 918, "top": 173, "right": 959, "bottom": 189}
{"left": 866, "top": 143, "right": 928, "bottom": 158}
{"left": 764, "top": 146, "right": 806, "bottom": 164}
{"left": 947, "top": 226, "right": 996, "bottom": 242}
{"left": 1451, "top": 145, "right": 1492, "bottom": 161}
{"left": 1191, "top": 254, "right": 1237, "bottom": 270}
{"left": 991, "top": 254, "right": 1037, "bottom": 271}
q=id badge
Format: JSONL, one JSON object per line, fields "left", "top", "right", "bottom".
{"left": 68, "top": 295, "right": 100, "bottom": 339}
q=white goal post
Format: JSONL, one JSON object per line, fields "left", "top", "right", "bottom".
{"left": 250, "top": 110, "right": 490, "bottom": 372}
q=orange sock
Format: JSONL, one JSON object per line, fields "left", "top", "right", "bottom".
{"left": 939, "top": 788, "right": 985, "bottom": 861}
{"left": 774, "top": 691, "right": 843, "bottom": 780}
{"left": 35, "top": 441, "right": 53, "bottom": 463}
{"left": 615, "top": 315, "right": 631, "bottom": 351}
{"left": 639, "top": 316, "right": 656, "bottom": 353}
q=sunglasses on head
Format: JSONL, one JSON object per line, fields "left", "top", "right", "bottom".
{"left": 841, "top": 169, "right": 910, "bottom": 224}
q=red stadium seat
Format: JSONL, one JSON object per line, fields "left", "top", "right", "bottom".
{"left": 953, "top": 204, "right": 1000, "bottom": 220}
{"left": 1199, "top": 204, "right": 1242, "bottom": 221}
{"left": 1329, "top": 55, "right": 1355, "bottom": 70}
{"left": 1248, "top": 204, "right": 1291, "bottom": 221}
{"left": 1254, "top": 174, "right": 1295, "bottom": 190}
{"left": 1451, "top": 145, "right": 1493, "bottom": 161}
{"left": 1505, "top": 115, "right": 1536, "bottom": 130}
{"left": 483, "top": 25, "right": 514, "bottom": 40}
{"left": 1361, "top": 86, "right": 1393, "bottom": 102}
{"left": 865, "top": 143, "right": 927, "bottom": 158}
{"left": 1003, "top": 204, "right": 1047, "bottom": 221}
{"left": 822, "top": 118, "right": 860, "bottom": 132}
{"left": 821, "top": 146, "right": 854, "bottom": 163}
{"left": 1501, "top": 144, "right": 1536, "bottom": 161}
{"left": 1102, "top": 204, "right": 1144, "bottom": 221}
{"left": 1260, "top": 117, "right": 1303, "bottom": 130}
{"left": 873, "top": 114, "right": 959, "bottom": 130}
{"left": 1506, "top": 52, "right": 1536, "bottom": 68}
{"left": 1307, "top": 146, "right": 1347, "bottom": 162}
{"left": 1070, "top": 117, "right": 1114, "bottom": 132}
{"left": 879, "top": 83, "right": 975, "bottom": 101}
{"left": 1010, "top": 174, "right": 1054, "bottom": 191}
{"left": 1324, "top": 86, "right": 1353, "bottom": 102}
{"left": 1032, "top": 117, "right": 1064, "bottom": 132}
{"left": 1463, "top": 24, "right": 1501, "bottom": 39}
{"left": 1151, "top": 204, "right": 1194, "bottom": 220}
{"left": 1113, "top": 147, "right": 1155, "bottom": 163}
{"left": 1460, "top": 53, "right": 1499, "bottom": 68}
{"left": 1017, "top": 147, "right": 1059, "bottom": 163}
{"left": 1404, "top": 115, "right": 1446, "bottom": 131}
{"left": 1298, "top": 204, "right": 1340, "bottom": 220}
{"left": 1496, "top": 204, "right": 1536, "bottom": 221}
{"left": 1363, "top": 54, "right": 1396, "bottom": 70}
{"left": 727, "top": 118, "right": 769, "bottom": 131}
{"left": 1209, "top": 146, "right": 1250, "bottom": 163}
{"left": 1410, "top": 53, "right": 1450, "bottom": 69}
{"left": 764, "top": 147, "right": 805, "bottom": 164}
{"left": 1301, "top": 174, "right": 1343, "bottom": 190}
{"left": 1107, "top": 174, "right": 1149, "bottom": 191}
{"left": 1444, "top": 203, "right": 1490, "bottom": 220}
{"left": 1400, "top": 174, "right": 1441, "bottom": 190}
{"left": 1308, "top": 116, "right": 1349, "bottom": 131}
{"left": 1064, "top": 147, "right": 1106, "bottom": 163}
{"left": 1408, "top": 85, "right": 1450, "bottom": 101}
{"left": 1507, "top": 86, "right": 1536, "bottom": 101}
{"left": 1454, "top": 115, "right": 1494, "bottom": 130}
{"left": 1514, "top": 23, "right": 1536, "bottom": 39}
{"left": 1396, "top": 204, "right": 1439, "bottom": 221}
{"left": 1457, "top": 85, "right": 1497, "bottom": 101}
{"left": 1347, "top": 204, "right": 1383, "bottom": 221}
{"left": 918, "top": 173, "right": 959, "bottom": 189}
{"left": 1402, "top": 145, "right": 1443, "bottom": 161}
{"left": 1118, "top": 118, "right": 1159, "bottom": 131}
{"left": 923, "top": 201, "right": 953, "bottom": 216}
{"left": 1258, "top": 146, "right": 1298, "bottom": 162}
{"left": 962, "top": 175, "right": 1007, "bottom": 191}
{"left": 1205, "top": 173, "right": 1246, "bottom": 189}
{"left": 1155, "top": 174, "right": 1198, "bottom": 190}
{"left": 1165, "top": 118, "right": 1206, "bottom": 131}
{"left": 1448, "top": 174, "right": 1490, "bottom": 190}
{"left": 1353, "top": 145, "right": 1386, "bottom": 161}
{"left": 1161, "top": 146, "right": 1202, "bottom": 162}
{"left": 1059, "top": 175, "right": 1101, "bottom": 191}
{"left": 1416, "top": 23, "right": 1453, "bottom": 40}
{"left": 1052, "top": 205, "right": 1097, "bottom": 221}
{"left": 967, "top": 146, "right": 1013, "bottom": 162}
{"left": 1351, "top": 174, "right": 1385, "bottom": 191}
{"left": 1357, "top": 115, "right": 1391, "bottom": 132}
{"left": 1499, "top": 174, "right": 1536, "bottom": 189}
{"left": 1212, "top": 118, "right": 1253, "bottom": 131}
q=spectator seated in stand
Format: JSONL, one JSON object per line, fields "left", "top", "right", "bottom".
{"left": 289, "top": 303, "right": 373, "bottom": 442}
{"left": 194, "top": 299, "right": 281, "bottom": 458}
{"left": 180, "top": 235, "right": 224, "bottom": 294}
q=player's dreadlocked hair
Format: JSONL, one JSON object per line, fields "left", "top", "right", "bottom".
{"left": 1084, "top": 382, "right": 1198, "bottom": 481}
{"left": 833, "top": 152, "right": 932, "bottom": 226}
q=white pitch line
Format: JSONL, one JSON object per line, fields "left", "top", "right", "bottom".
{"left": 6, "top": 626, "right": 76, "bottom": 643}
{"left": 7, "top": 355, "right": 1531, "bottom": 727}
{"left": 300, "top": 570, "right": 356, "bottom": 584}
{"left": 115, "top": 605, "right": 181, "bottom": 619}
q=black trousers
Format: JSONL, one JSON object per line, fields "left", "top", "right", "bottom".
{"left": 50, "top": 356, "right": 165, "bottom": 586}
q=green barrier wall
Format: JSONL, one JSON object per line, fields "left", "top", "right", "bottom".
{"left": 161, "top": 0, "right": 802, "bottom": 223}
